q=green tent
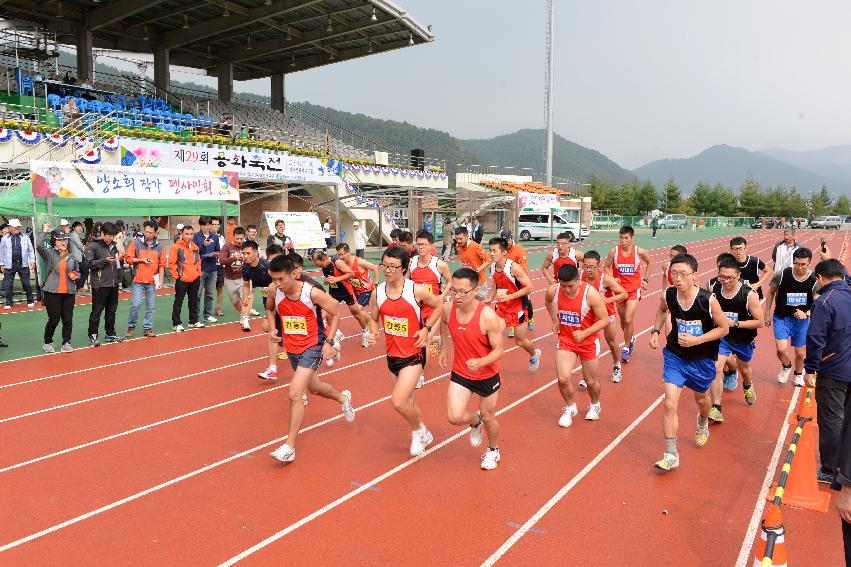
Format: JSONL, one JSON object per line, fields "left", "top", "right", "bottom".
{"left": 0, "top": 180, "right": 239, "bottom": 217}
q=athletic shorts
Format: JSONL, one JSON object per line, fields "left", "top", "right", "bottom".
{"left": 662, "top": 348, "right": 716, "bottom": 393}
{"left": 498, "top": 309, "right": 526, "bottom": 329}
{"left": 619, "top": 288, "right": 641, "bottom": 303}
{"left": 216, "top": 266, "right": 225, "bottom": 288}
{"left": 772, "top": 315, "right": 809, "bottom": 348}
{"left": 450, "top": 371, "right": 500, "bottom": 398}
{"left": 558, "top": 337, "right": 601, "bottom": 361}
{"left": 355, "top": 291, "right": 372, "bottom": 307}
{"left": 330, "top": 290, "right": 356, "bottom": 306}
{"left": 387, "top": 349, "right": 426, "bottom": 377}
{"left": 287, "top": 344, "right": 324, "bottom": 372}
{"left": 719, "top": 338, "right": 756, "bottom": 362}
{"left": 224, "top": 278, "right": 243, "bottom": 304}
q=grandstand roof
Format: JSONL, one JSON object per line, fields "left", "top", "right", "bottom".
{"left": 0, "top": 0, "right": 433, "bottom": 80}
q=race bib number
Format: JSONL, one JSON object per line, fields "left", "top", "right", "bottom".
{"left": 350, "top": 278, "right": 362, "bottom": 288}
{"left": 282, "top": 315, "right": 308, "bottom": 335}
{"left": 724, "top": 311, "right": 739, "bottom": 322}
{"left": 384, "top": 315, "right": 409, "bottom": 337}
{"left": 415, "top": 283, "right": 433, "bottom": 294}
{"left": 786, "top": 293, "right": 807, "bottom": 306}
{"left": 497, "top": 288, "right": 509, "bottom": 301}
{"left": 618, "top": 264, "right": 636, "bottom": 275}
{"left": 259, "top": 287, "right": 269, "bottom": 298}
{"left": 677, "top": 319, "right": 703, "bottom": 337}
{"left": 558, "top": 310, "right": 581, "bottom": 327}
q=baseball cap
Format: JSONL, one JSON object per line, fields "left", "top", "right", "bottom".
{"left": 8, "top": 219, "right": 21, "bottom": 228}
{"left": 501, "top": 230, "right": 514, "bottom": 240}
{"left": 176, "top": 223, "right": 185, "bottom": 230}
{"left": 353, "top": 221, "right": 360, "bottom": 225}
{"left": 52, "top": 229, "right": 70, "bottom": 241}
{"left": 60, "top": 219, "right": 69, "bottom": 226}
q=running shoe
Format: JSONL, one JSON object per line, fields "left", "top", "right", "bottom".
{"left": 144, "top": 329, "right": 156, "bottom": 338}
{"left": 777, "top": 365, "right": 792, "bottom": 384}
{"left": 628, "top": 336, "right": 636, "bottom": 354}
{"left": 578, "top": 378, "right": 587, "bottom": 390}
{"left": 743, "top": 385, "right": 756, "bottom": 406}
{"left": 258, "top": 366, "right": 278, "bottom": 381}
{"left": 361, "top": 328, "right": 370, "bottom": 348}
{"left": 654, "top": 452, "right": 679, "bottom": 472}
{"left": 173, "top": 324, "right": 186, "bottom": 332}
{"left": 205, "top": 316, "right": 218, "bottom": 323}
{"left": 326, "top": 349, "right": 340, "bottom": 367}
{"left": 793, "top": 373, "right": 805, "bottom": 387}
{"left": 470, "top": 412, "right": 484, "bottom": 447}
{"left": 528, "top": 349, "right": 542, "bottom": 373}
{"left": 620, "top": 346, "right": 630, "bottom": 364}
{"left": 341, "top": 390, "right": 355, "bottom": 422}
{"left": 415, "top": 374, "right": 425, "bottom": 389}
{"left": 103, "top": 335, "right": 123, "bottom": 343}
{"left": 215, "top": 307, "right": 223, "bottom": 317}
{"left": 410, "top": 427, "right": 434, "bottom": 457}
{"left": 190, "top": 322, "right": 205, "bottom": 329}
{"left": 507, "top": 327, "right": 515, "bottom": 338}
{"left": 708, "top": 407, "right": 724, "bottom": 423}
{"left": 585, "top": 402, "right": 601, "bottom": 421}
{"left": 695, "top": 417, "right": 710, "bottom": 447}
{"left": 240, "top": 317, "right": 251, "bottom": 332}
{"left": 125, "top": 327, "right": 135, "bottom": 338}
{"left": 723, "top": 369, "right": 739, "bottom": 391}
{"left": 611, "top": 365, "right": 622, "bottom": 383}
{"left": 528, "top": 318, "right": 535, "bottom": 331}
{"left": 27, "top": 302, "right": 35, "bottom": 308}
{"left": 61, "top": 343, "right": 74, "bottom": 353}
{"left": 480, "top": 447, "right": 501, "bottom": 470}
{"left": 817, "top": 469, "right": 834, "bottom": 484}
{"left": 270, "top": 443, "right": 295, "bottom": 463}
{"left": 558, "top": 404, "right": 578, "bottom": 428}
{"left": 43, "top": 343, "right": 55, "bottom": 354}
{"left": 89, "top": 334, "right": 100, "bottom": 347}
{"left": 250, "top": 308, "right": 261, "bottom": 316}
{"left": 334, "top": 329, "right": 344, "bottom": 347}
{"left": 3, "top": 305, "right": 10, "bottom": 310}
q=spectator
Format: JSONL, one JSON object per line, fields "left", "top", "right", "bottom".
{"left": 352, "top": 221, "right": 368, "bottom": 258}
{"left": 211, "top": 217, "right": 226, "bottom": 317}
{"left": 84, "top": 222, "right": 123, "bottom": 346}
{"left": 169, "top": 225, "right": 203, "bottom": 332}
{"left": 61, "top": 97, "right": 80, "bottom": 123}
{"left": 0, "top": 219, "right": 36, "bottom": 308}
{"left": 322, "top": 217, "right": 333, "bottom": 249}
{"left": 441, "top": 219, "right": 454, "bottom": 260}
{"left": 62, "top": 70, "right": 76, "bottom": 85}
{"left": 225, "top": 216, "right": 237, "bottom": 243}
{"left": 398, "top": 230, "right": 415, "bottom": 255}
{"left": 454, "top": 225, "right": 489, "bottom": 300}
{"left": 472, "top": 217, "right": 484, "bottom": 244}
{"left": 651, "top": 215, "right": 659, "bottom": 238}
{"left": 239, "top": 125, "right": 249, "bottom": 140}
{"left": 193, "top": 216, "right": 221, "bottom": 323}
{"left": 173, "top": 223, "right": 185, "bottom": 243}
{"left": 114, "top": 220, "right": 130, "bottom": 289}
{"left": 68, "top": 221, "right": 88, "bottom": 292}
{"left": 242, "top": 241, "right": 283, "bottom": 380}
{"left": 38, "top": 229, "right": 79, "bottom": 353}
{"left": 59, "top": 219, "right": 70, "bottom": 234}
{"left": 80, "top": 77, "right": 93, "bottom": 90}
{"left": 266, "top": 219, "right": 294, "bottom": 251}
{"left": 220, "top": 227, "right": 250, "bottom": 331}
{"left": 772, "top": 227, "right": 800, "bottom": 273}
{"left": 245, "top": 224, "right": 258, "bottom": 243}
{"left": 125, "top": 220, "right": 166, "bottom": 339}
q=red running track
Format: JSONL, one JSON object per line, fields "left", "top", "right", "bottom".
{"left": 0, "top": 230, "right": 842, "bottom": 566}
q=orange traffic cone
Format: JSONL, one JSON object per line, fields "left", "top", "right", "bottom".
{"left": 753, "top": 503, "right": 788, "bottom": 567}
{"left": 788, "top": 386, "right": 818, "bottom": 427}
{"left": 771, "top": 389, "right": 831, "bottom": 512}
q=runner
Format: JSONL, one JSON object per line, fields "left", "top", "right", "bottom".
{"left": 764, "top": 247, "right": 816, "bottom": 388}
{"left": 542, "top": 231, "right": 585, "bottom": 286}
{"left": 268, "top": 255, "right": 355, "bottom": 464}
{"left": 704, "top": 252, "right": 741, "bottom": 390}
{"left": 335, "top": 242, "right": 380, "bottom": 308}
{"left": 409, "top": 230, "right": 452, "bottom": 377}
{"left": 367, "top": 246, "right": 443, "bottom": 456}
{"left": 455, "top": 226, "right": 490, "bottom": 300}
{"left": 486, "top": 237, "right": 542, "bottom": 373}
{"left": 579, "top": 251, "right": 628, "bottom": 383}
{"left": 708, "top": 258, "right": 765, "bottom": 423}
{"left": 502, "top": 231, "right": 534, "bottom": 334}
{"left": 605, "top": 226, "right": 653, "bottom": 364}
{"left": 660, "top": 245, "right": 688, "bottom": 339}
{"left": 729, "top": 237, "right": 771, "bottom": 298}
{"left": 546, "top": 264, "right": 609, "bottom": 427}
{"left": 243, "top": 242, "right": 285, "bottom": 380}
{"left": 310, "top": 249, "right": 371, "bottom": 347}
{"left": 439, "top": 267, "right": 505, "bottom": 470}
{"left": 704, "top": 253, "right": 737, "bottom": 290}
{"left": 650, "top": 253, "right": 729, "bottom": 472}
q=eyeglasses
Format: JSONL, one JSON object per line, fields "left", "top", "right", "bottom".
{"left": 716, "top": 275, "right": 737, "bottom": 281}
{"left": 448, "top": 287, "right": 478, "bottom": 297}
{"left": 670, "top": 270, "right": 694, "bottom": 279}
{"left": 730, "top": 246, "right": 746, "bottom": 252}
{"left": 582, "top": 264, "right": 598, "bottom": 271}
{"left": 379, "top": 263, "right": 403, "bottom": 272}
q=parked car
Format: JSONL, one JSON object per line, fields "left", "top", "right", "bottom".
{"left": 658, "top": 214, "right": 688, "bottom": 229}
{"left": 811, "top": 216, "right": 829, "bottom": 228}
{"left": 751, "top": 219, "right": 764, "bottom": 229}
{"left": 813, "top": 216, "right": 843, "bottom": 229}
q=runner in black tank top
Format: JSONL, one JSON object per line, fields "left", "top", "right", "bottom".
{"left": 730, "top": 236, "right": 769, "bottom": 299}
{"left": 765, "top": 247, "right": 816, "bottom": 387}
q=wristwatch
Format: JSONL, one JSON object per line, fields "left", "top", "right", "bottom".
{"left": 325, "top": 338, "right": 335, "bottom": 345}
{"left": 650, "top": 328, "right": 660, "bottom": 335}
{"left": 425, "top": 324, "right": 433, "bottom": 333}
{"left": 733, "top": 320, "right": 740, "bottom": 328}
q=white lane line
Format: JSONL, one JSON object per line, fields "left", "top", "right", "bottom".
{"left": 733, "top": 386, "right": 801, "bottom": 567}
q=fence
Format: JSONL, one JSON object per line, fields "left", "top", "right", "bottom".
{"left": 591, "top": 214, "right": 756, "bottom": 231}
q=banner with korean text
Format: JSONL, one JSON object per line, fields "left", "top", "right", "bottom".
{"left": 29, "top": 161, "right": 239, "bottom": 200}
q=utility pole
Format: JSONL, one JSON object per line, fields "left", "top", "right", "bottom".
{"left": 544, "top": 0, "right": 555, "bottom": 187}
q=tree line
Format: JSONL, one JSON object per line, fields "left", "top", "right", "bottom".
{"left": 589, "top": 175, "right": 851, "bottom": 218}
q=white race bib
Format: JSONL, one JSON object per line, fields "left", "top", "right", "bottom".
{"left": 786, "top": 292, "right": 807, "bottom": 306}
{"left": 383, "top": 315, "right": 409, "bottom": 337}
{"left": 677, "top": 319, "right": 703, "bottom": 337}
{"left": 282, "top": 315, "right": 308, "bottom": 335}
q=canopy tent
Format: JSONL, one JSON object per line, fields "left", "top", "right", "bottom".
{"left": 0, "top": 181, "right": 239, "bottom": 218}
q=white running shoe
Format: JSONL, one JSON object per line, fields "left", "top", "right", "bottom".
{"left": 470, "top": 413, "right": 484, "bottom": 447}
{"left": 240, "top": 317, "right": 251, "bottom": 332}
{"left": 190, "top": 322, "right": 205, "bottom": 329}
{"left": 361, "top": 328, "right": 370, "bottom": 348}
{"left": 43, "top": 343, "right": 55, "bottom": 353}
{"left": 793, "top": 373, "right": 805, "bottom": 387}
{"left": 558, "top": 404, "right": 578, "bottom": 428}
{"left": 250, "top": 308, "right": 261, "bottom": 316}
{"left": 173, "top": 324, "right": 186, "bottom": 332}
{"left": 528, "top": 348, "right": 542, "bottom": 373}
{"left": 258, "top": 367, "right": 277, "bottom": 380}
{"left": 334, "top": 329, "right": 344, "bottom": 350}
{"left": 410, "top": 426, "right": 433, "bottom": 456}
{"left": 585, "top": 402, "right": 602, "bottom": 421}
{"left": 341, "top": 390, "right": 355, "bottom": 422}
{"left": 611, "top": 365, "right": 622, "bottom": 383}
{"left": 270, "top": 443, "right": 296, "bottom": 463}
{"left": 777, "top": 365, "right": 792, "bottom": 384}
{"left": 61, "top": 343, "right": 74, "bottom": 353}
{"left": 205, "top": 316, "right": 218, "bottom": 323}
{"left": 480, "top": 447, "right": 501, "bottom": 470}
{"left": 578, "top": 378, "right": 588, "bottom": 390}
{"left": 415, "top": 374, "right": 425, "bottom": 389}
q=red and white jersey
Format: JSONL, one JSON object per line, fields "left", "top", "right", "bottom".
{"left": 612, "top": 245, "right": 642, "bottom": 292}
{"left": 491, "top": 259, "right": 524, "bottom": 321}
{"left": 349, "top": 256, "right": 374, "bottom": 294}
{"left": 581, "top": 270, "right": 615, "bottom": 316}
{"left": 555, "top": 282, "right": 599, "bottom": 347}
{"left": 275, "top": 282, "right": 324, "bottom": 355}
{"left": 449, "top": 302, "right": 499, "bottom": 380}
{"left": 551, "top": 246, "right": 578, "bottom": 278}
{"left": 409, "top": 254, "right": 442, "bottom": 296}
{"left": 377, "top": 280, "right": 422, "bottom": 358}
{"left": 665, "top": 261, "right": 674, "bottom": 287}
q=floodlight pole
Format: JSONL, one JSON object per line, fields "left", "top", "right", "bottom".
{"left": 545, "top": 0, "right": 555, "bottom": 187}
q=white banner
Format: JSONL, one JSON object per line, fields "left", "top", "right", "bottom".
{"left": 519, "top": 191, "right": 559, "bottom": 209}
{"left": 263, "top": 211, "right": 327, "bottom": 250}
{"left": 30, "top": 160, "right": 239, "bottom": 200}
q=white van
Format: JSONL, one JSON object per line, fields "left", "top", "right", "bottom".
{"left": 517, "top": 208, "right": 590, "bottom": 242}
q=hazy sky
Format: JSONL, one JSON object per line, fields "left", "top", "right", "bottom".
{"left": 170, "top": 0, "right": 851, "bottom": 170}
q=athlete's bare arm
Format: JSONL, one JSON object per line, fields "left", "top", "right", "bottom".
{"left": 366, "top": 287, "right": 381, "bottom": 344}
{"left": 438, "top": 302, "right": 452, "bottom": 369}
{"left": 754, "top": 259, "right": 772, "bottom": 293}
{"left": 325, "top": 259, "right": 354, "bottom": 285}
{"left": 602, "top": 273, "right": 628, "bottom": 304}
{"left": 638, "top": 247, "right": 653, "bottom": 289}
{"left": 603, "top": 248, "right": 616, "bottom": 274}
{"left": 545, "top": 283, "right": 559, "bottom": 333}
{"left": 263, "top": 283, "right": 277, "bottom": 336}
{"left": 575, "top": 286, "right": 609, "bottom": 342}
{"left": 649, "top": 295, "right": 669, "bottom": 349}
{"left": 541, "top": 251, "right": 555, "bottom": 284}
{"left": 414, "top": 286, "right": 444, "bottom": 347}
{"left": 506, "top": 262, "right": 533, "bottom": 300}
{"left": 358, "top": 258, "right": 381, "bottom": 283}
{"left": 311, "top": 286, "right": 342, "bottom": 358}
{"left": 437, "top": 259, "right": 453, "bottom": 286}
{"left": 742, "top": 290, "right": 765, "bottom": 329}
{"left": 764, "top": 273, "right": 781, "bottom": 326}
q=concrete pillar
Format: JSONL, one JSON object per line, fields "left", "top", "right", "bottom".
{"left": 270, "top": 73, "right": 285, "bottom": 112}
{"left": 76, "top": 29, "right": 93, "bottom": 82}
{"left": 153, "top": 46, "right": 170, "bottom": 93}
{"left": 217, "top": 61, "right": 233, "bottom": 104}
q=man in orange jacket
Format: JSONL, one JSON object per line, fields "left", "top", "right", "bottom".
{"left": 455, "top": 226, "right": 490, "bottom": 300}
{"left": 125, "top": 220, "right": 166, "bottom": 338}
{"left": 168, "top": 225, "right": 202, "bottom": 332}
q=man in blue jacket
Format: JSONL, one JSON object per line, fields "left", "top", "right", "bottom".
{"left": 805, "top": 259, "right": 851, "bottom": 483}
{"left": 193, "top": 216, "right": 221, "bottom": 323}
{"left": 0, "top": 219, "right": 36, "bottom": 308}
